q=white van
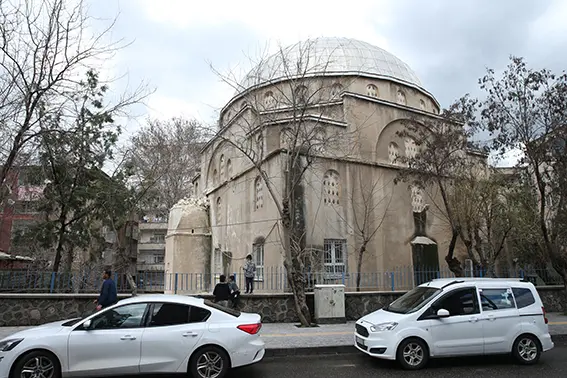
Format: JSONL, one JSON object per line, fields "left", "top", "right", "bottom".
{"left": 354, "top": 278, "right": 554, "bottom": 370}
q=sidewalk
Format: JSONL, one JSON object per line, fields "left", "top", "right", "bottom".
{"left": 1, "top": 313, "right": 566, "bottom": 356}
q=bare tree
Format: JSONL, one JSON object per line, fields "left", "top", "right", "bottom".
{"left": 478, "top": 56, "right": 567, "bottom": 289}
{"left": 395, "top": 96, "right": 482, "bottom": 276}
{"left": 127, "top": 117, "right": 206, "bottom": 212}
{"left": 450, "top": 167, "right": 514, "bottom": 276}
{"left": 208, "top": 40, "right": 363, "bottom": 326}
{"left": 0, "top": 0, "right": 147, "bottom": 205}
{"left": 332, "top": 170, "right": 393, "bottom": 291}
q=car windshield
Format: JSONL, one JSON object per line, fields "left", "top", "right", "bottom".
{"left": 62, "top": 318, "right": 84, "bottom": 327}
{"left": 384, "top": 286, "right": 441, "bottom": 314}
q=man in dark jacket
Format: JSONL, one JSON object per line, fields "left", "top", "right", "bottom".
{"left": 94, "top": 270, "right": 118, "bottom": 311}
{"left": 213, "top": 274, "right": 231, "bottom": 307}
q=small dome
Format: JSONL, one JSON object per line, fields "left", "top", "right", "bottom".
{"left": 236, "top": 37, "right": 423, "bottom": 93}
{"left": 168, "top": 197, "right": 210, "bottom": 235}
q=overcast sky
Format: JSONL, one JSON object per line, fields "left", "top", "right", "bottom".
{"left": 89, "top": 0, "right": 567, "bottom": 162}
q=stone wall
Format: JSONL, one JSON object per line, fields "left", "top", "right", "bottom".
{"left": 1, "top": 286, "right": 565, "bottom": 327}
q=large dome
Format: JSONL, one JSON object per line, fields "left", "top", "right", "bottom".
{"left": 236, "top": 37, "right": 424, "bottom": 93}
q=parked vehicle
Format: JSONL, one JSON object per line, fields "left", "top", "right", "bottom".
{"left": 0, "top": 294, "right": 264, "bottom": 378}
{"left": 354, "top": 278, "right": 554, "bottom": 370}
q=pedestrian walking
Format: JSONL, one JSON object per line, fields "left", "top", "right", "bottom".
{"left": 228, "top": 274, "right": 241, "bottom": 308}
{"left": 243, "top": 254, "right": 256, "bottom": 294}
{"left": 94, "top": 269, "right": 118, "bottom": 311}
{"left": 213, "top": 274, "right": 231, "bottom": 307}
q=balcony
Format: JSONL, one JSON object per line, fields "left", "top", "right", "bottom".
{"left": 138, "top": 242, "right": 165, "bottom": 251}
{"left": 137, "top": 262, "right": 165, "bottom": 271}
{"left": 139, "top": 222, "right": 168, "bottom": 231}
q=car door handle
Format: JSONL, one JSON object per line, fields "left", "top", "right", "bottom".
{"left": 183, "top": 332, "right": 198, "bottom": 337}
{"left": 469, "top": 317, "right": 478, "bottom": 323}
{"left": 120, "top": 335, "right": 137, "bottom": 340}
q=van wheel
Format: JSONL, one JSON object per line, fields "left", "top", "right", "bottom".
{"left": 396, "top": 338, "right": 429, "bottom": 370}
{"left": 512, "top": 334, "right": 541, "bottom": 365}
{"left": 189, "top": 345, "right": 230, "bottom": 378}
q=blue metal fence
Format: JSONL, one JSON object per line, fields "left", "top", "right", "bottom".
{"left": 0, "top": 266, "right": 563, "bottom": 294}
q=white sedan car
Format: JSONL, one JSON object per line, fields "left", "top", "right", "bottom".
{"left": 0, "top": 294, "right": 265, "bottom": 378}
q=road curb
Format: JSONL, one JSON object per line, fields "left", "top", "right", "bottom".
{"left": 265, "top": 345, "right": 357, "bottom": 358}
{"left": 264, "top": 334, "right": 567, "bottom": 358}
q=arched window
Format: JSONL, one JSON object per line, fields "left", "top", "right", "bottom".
{"left": 388, "top": 142, "right": 399, "bottom": 164}
{"left": 194, "top": 182, "right": 199, "bottom": 196}
{"left": 330, "top": 83, "right": 343, "bottom": 99}
{"left": 264, "top": 91, "right": 276, "bottom": 108}
{"left": 256, "top": 133, "right": 263, "bottom": 157}
{"left": 432, "top": 107, "right": 438, "bottom": 114}
{"left": 255, "top": 176, "right": 264, "bottom": 210}
{"left": 280, "top": 128, "right": 291, "bottom": 150}
{"left": 216, "top": 197, "right": 222, "bottom": 225}
{"left": 323, "top": 170, "right": 340, "bottom": 206}
{"left": 213, "top": 168, "right": 218, "bottom": 185}
{"left": 405, "top": 138, "right": 418, "bottom": 159}
{"left": 227, "top": 159, "right": 233, "bottom": 178}
{"left": 313, "top": 128, "right": 326, "bottom": 153}
{"left": 397, "top": 90, "right": 406, "bottom": 105}
{"left": 295, "top": 85, "right": 308, "bottom": 104}
{"left": 419, "top": 99, "right": 426, "bottom": 111}
{"left": 411, "top": 186, "right": 426, "bottom": 213}
{"left": 366, "top": 84, "right": 378, "bottom": 97}
{"left": 219, "top": 155, "right": 225, "bottom": 181}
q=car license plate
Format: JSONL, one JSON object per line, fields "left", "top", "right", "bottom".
{"left": 356, "top": 336, "right": 365, "bottom": 346}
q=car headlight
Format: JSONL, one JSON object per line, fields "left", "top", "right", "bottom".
{"left": 369, "top": 322, "right": 398, "bottom": 332}
{"left": 0, "top": 338, "right": 24, "bottom": 352}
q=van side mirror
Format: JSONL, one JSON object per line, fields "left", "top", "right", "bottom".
{"left": 436, "top": 309, "right": 450, "bottom": 318}
{"left": 82, "top": 319, "right": 92, "bottom": 330}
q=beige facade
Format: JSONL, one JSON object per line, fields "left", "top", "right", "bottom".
{"left": 168, "top": 38, "right": 473, "bottom": 291}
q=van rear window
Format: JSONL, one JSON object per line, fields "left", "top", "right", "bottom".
{"left": 512, "top": 288, "right": 536, "bottom": 308}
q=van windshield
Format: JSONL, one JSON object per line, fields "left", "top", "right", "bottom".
{"left": 384, "top": 286, "right": 441, "bottom": 314}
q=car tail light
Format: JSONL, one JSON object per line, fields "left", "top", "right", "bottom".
{"left": 542, "top": 306, "right": 548, "bottom": 324}
{"left": 237, "top": 323, "right": 262, "bottom": 335}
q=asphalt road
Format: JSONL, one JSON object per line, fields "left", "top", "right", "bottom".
{"left": 227, "top": 344, "right": 567, "bottom": 378}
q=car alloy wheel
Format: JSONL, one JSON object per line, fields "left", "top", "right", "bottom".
{"left": 397, "top": 338, "right": 429, "bottom": 370}
{"left": 14, "top": 351, "right": 60, "bottom": 378}
{"left": 190, "top": 346, "right": 229, "bottom": 378}
{"left": 513, "top": 334, "right": 541, "bottom": 365}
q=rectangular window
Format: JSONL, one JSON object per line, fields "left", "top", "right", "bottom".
{"left": 148, "top": 303, "right": 211, "bottom": 327}
{"left": 150, "top": 233, "right": 166, "bottom": 243}
{"left": 153, "top": 254, "right": 164, "bottom": 264}
{"left": 14, "top": 201, "right": 39, "bottom": 214}
{"left": 213, "top": 248, "right": 223, "bottom": 278}
{"left": 433, "top": 287, "right": 480, "bottom": 316}
{"left": 323, "top": 239, "right": 347, "bottom": 278}
{"left": 253, "top": 243, "right": 265, "bottom": 281}
{"left": 512, "top": 288, "right": 536, "bottom": 309}
{"left": 479, "top": 288, "right": 516, "bottom": 311}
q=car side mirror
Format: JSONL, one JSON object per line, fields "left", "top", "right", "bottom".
{"left": 82, "top": 319, "right": 92, "bottom": 330}
{"left": 436, "top": 309, "right": 450, "bottom": 318}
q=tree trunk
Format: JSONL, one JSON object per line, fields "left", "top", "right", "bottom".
{"left": 356, "top": 243, "right": 367, "bottom": 292}
{"left": 445, "top": 229, "right": 464, "bottom": 277}
{"left": 52, "top": 220, "right": 67, "bottom": 273}
{"left": 285, "top": 261, "right": 312, "bottom": 326}
{"left": 126, "top": 273, "right": 137, "bottom": 296}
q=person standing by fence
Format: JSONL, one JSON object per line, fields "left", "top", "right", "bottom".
{"left": 243, "top": 254, "right": 256, "bottom": 294}
{"left": 94, "top": 270, "right": 117, "bottom": 311}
